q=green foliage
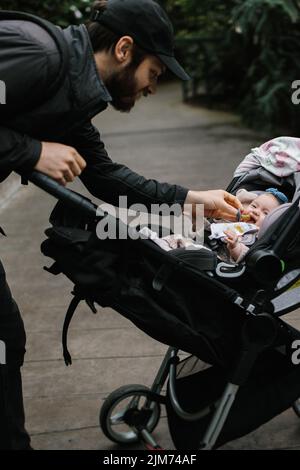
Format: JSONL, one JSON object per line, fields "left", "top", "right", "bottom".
{"left": 160, "top": 0, "right": 236, "bottom": 37}
{"left": 0, "top": 0, "right": 91, "bottom": 26}
{"left": 161, "top": 0, "right": 300, "bottom": 133}
{"left": 231, "top": 0, "right": 300, "bottom": 132}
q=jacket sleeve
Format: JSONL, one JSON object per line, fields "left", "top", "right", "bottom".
{"left": 69, "top": 121, "right": 189, "bottom": 208}
{"left": 0, "top": 21, "right": 57, "bottom": 179}
{"left": 0, "top": 127, "right": 42, "bottom": 181}
{"left": 234, "top": 243, "right": 250, "bottom": 263}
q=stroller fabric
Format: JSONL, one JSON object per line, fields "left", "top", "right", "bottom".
{"left": 234, "top": 137, "right": 300, "bottom": 178}
{"left": 166, "top": 349, "right": 300, "bottom": 449}
{"left": 42, "top": 200, "right": 246, "bottom": 367}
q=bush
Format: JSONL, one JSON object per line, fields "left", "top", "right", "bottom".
{"left": 0, "top": 0, "right": 91, "bottom": 26}
{"left": 231, "top": 0, "right": 300, "bottom": 133}
{"left": 161, "top": 0, "right": 300, "bottom": 133}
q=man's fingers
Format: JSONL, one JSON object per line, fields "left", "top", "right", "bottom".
{"left": 36, "top": 142, "right": 86, "bottom": 183}
{"left": 69, "top": 159, "right": 82, "bottom": 177}
{"left": 224, "top": 192, "right": 243, "bottom": 209}
{"left": 62, "top": 167, "right": 75, "bottom": 183}
{"left": 57, "top": 176, "right": 67, "bottom": 186}
{"left": 222, "top": 201, "right": 239, "bottom": 217}
{"left": 74, "top": 152, "right": 86, "bottom": 170}
{"left": 220, "top": 210, "right": 239, "bottom": 221}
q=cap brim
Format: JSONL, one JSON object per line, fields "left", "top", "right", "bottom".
{"left": 158, "top": 54, "right": 190, "bottom": 81}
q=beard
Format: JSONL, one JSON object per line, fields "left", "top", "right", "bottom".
{"left": 105, "top": 63, "right": 140, "bottom": 113}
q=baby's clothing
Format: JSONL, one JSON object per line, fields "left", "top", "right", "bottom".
{"left": 209, "top": 221, "right": 258, "bottom": 245}
{"left": 139, "top": 227, "right": 207, "bottom": 252}
{"left": 139, "top": 186, "right": 262, "bottom": 263}
{"left": 208, "top": 222, "right": 258, "bottom": 263}
{"left": 236, "top": 188, "right": 258, "bottom": 206}
{"left": 203, "top": 188, "right": 259, "bottom": 263}
{"left": 231, "top": 242, "right": 251, "bottom": 263}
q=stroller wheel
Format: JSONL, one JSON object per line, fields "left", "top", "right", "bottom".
{"left": 99, "top": 384, "right": 161, "bottom": 445}
{"left": 292, "top": 398, "right": 300, "bottom": 418}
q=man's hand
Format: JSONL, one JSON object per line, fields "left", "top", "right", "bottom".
{"left": 185, "top": 189, "right": 242, "bottom": 222}
{"left": 34, "top": 142, "right": 86, "bottom": 185}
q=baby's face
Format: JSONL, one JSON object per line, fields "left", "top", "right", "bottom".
{"left": 246, "top": 194, "right": 280, "bottom": 227}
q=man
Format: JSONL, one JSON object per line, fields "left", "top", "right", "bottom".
{"left": 0, "top": 0, "right": 241, "bottom": 449}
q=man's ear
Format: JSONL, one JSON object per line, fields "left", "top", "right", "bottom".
{"left": 114, "top": 36, "right": 134, "bottom": 65}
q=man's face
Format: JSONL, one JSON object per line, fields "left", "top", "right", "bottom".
{"left": 106, "top": 55, "right": 165, "bottom": 112}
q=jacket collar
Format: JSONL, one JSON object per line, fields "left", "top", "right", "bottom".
{"left": 63, "top": 24, "right": 112, "bottom": 108}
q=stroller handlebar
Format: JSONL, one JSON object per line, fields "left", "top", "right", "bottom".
{"left": 23, "top": 171, "right": 98, "bottom": 219}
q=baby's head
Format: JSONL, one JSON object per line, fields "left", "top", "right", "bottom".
{"left": 245, "top": 188, "right": 288, "bottom": 227}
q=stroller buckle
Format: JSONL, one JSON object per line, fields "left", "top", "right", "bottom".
{"left": 246, "top": 304, "right": 256, "bottom": 315}
{"left": 216, "top": 262, "right": 246, "bottom": 278}
{"left": 234, "top": 296, "right": 244, "bottom": 307}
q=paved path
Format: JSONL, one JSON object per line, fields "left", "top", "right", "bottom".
{"left": 1, "top": 82, "right": 300, "bottom": 450}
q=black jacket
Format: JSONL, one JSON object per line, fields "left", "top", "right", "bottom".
{"left": 0, "top": 19, "right": 188, "bottom": 208}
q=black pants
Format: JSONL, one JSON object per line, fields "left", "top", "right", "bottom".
{"left": 0, "top": 260, "right": 31, "bottom": 450}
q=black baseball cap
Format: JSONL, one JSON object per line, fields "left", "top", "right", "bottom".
{"left": 90, "top": 0, "right": 190, "bottom": 81}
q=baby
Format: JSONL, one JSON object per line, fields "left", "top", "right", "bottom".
{"left": 139, "top": 188, "right": 288, "bottom": 261}
{"left": 224, "top": 188, "right": 288, "bottom": 262}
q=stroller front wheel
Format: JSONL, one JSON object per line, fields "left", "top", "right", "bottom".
{"left": 292, "top": 398, "right": 300, "bottom": 418}
{"left": 99, "top": 384, "right": 161, "bottom": 445}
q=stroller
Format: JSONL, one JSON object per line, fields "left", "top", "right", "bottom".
{"left": 32, "top": 140, "right": 300, "bottom": 450}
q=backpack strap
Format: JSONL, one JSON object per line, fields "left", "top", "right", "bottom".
{"left": 0, "top": 10, "right": 69, "bottom": 114}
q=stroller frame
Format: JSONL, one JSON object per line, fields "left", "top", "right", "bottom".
{"left": 28, "top": 171, "right": 300, "bottom": 450}
{"left": 98, "top": 311, "right": 285, "bottom": 450}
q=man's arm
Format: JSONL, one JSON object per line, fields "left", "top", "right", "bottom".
{"left": 0, "top": 126, "right": 41, "bottom": 182}
{"left": 68, "top": 121, "right": 189, "bottom": 208}
{"left": 0, "top": 21, "right": 51, "bottom": 178}
{"left": 0, "top": 21, "right": 85, "bottom": 183}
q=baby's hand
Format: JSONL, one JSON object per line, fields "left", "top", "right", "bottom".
{"left": 224, "top": 229, "right": 240, "bottom": 248}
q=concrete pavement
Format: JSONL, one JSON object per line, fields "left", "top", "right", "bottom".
{"left": 1, "top": 82, "right": 300, "bottom": 450}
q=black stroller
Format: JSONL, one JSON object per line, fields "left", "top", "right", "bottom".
{"left": 30, "top": 155, "right": 300, "bottom": 450}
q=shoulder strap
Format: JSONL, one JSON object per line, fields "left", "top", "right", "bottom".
{"left": 0, "top": 10, "right": 70, "bottom": 113}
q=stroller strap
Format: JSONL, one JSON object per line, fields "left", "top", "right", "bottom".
{"left": 62, "top": 294, "right": 82, "bottom": 366}
{"left": 62, "top": 288, "right": 99, "bottom": 366}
